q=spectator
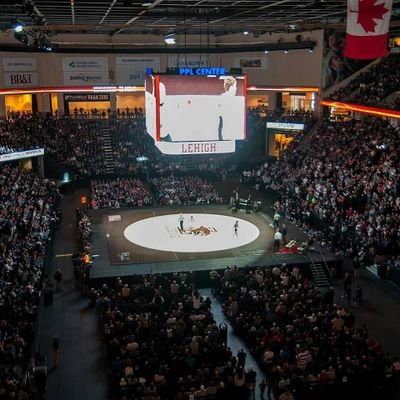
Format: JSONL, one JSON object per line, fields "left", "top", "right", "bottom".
{"left": 90, "top": 178, "right": 153, "bottom": 209}
{"left": 0, "top": 164, "right": 58, "bottom": 397}
{"left": 98, "top": 274, "right": 255, "bottom": 400}
{"left": 52, "top": 336, "right": 60, "bottom": 368}
{"left": 151, "top": 175, "right": 221, "bottom": 206}
{"left": 242, "top": 118, "right": 400, "bottom": 272}
{"left": 216, "top": 265, "right": 390, "bottom": 399}
{"left": 330, "top": 53, "right": 400, "bottom": 109}
{"left": 54, "top": 268, "right": 63, "bottom": 292}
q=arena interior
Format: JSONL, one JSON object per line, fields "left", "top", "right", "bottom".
{"left": 1, "top": 1, "right": 400, "bottom": 400}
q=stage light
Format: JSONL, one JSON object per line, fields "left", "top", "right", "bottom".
{"left": 62, "top": 172, "right": 70, "bottom": 183}
{"left": 164, "top": 33, "right": 176, "bottom": 45}
{"left": 13, "top": 24, "right": 24, "bottom": 33}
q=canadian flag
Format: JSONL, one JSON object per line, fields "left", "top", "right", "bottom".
{"left": 344, "top": 0, "right": 393, "bottom": 59}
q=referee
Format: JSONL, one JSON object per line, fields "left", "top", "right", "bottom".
{"left": 274, "top": 229, "right": 282, "bottom": 252}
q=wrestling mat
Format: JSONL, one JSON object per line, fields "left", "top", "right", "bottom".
{"left": 123, "top": 213, "right": 260, "bottom": 253}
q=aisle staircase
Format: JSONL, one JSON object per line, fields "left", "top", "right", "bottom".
{"left": 307, "top": 250, "right": 331, "bottom": 288}
{"left": 102, "top": 128, "right": 116, "bottom": 174}
{"left": 309, "top": 262, "right": 330, "bottom": 287}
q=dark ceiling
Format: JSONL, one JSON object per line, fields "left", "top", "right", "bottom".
{"left": 1, "top": 0, "right": 399, "bottom": 36}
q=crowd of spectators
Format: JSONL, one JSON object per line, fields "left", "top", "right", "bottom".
{"left": 0, "top": 164, "right": 59, "bottom": 398}
{"left": 73, "top": 208, "right": 93, "bottom": 296}
{"left": 98, "top": 273, "right": 257, "bottom": 400}
{"left": 151, "top": 175, "right": 222, "bottom": 206}
{"left": 66, "top": 106, "right": 145, "bottom": 119}
{"left": 90, "top": 178, "right": 153, "bottom": 209}
{"left": 110, "top": 118, "right": 174, "bottom": 176}
{"left": 77, "top": 208, "right": 92, "bottom": 255}
{"left": 330, "top": 53, "right": 400, "bottom": 109}
{"left": 0, "top": 113, "right": 233, "bottom": 179}
{"left": 244, "top": 118, "right": 400, "bottom": 265}
{"left": 392, "top": 96, "right": 400, "bottom": 111}
{"left": 0, "top": 114, "right": 108, "bottom": 176}
{"left": 267, "top": 109, "right": 314, "bottom": 124}
{"left": 215, "top": 265, "right": 397, "bottom": 399}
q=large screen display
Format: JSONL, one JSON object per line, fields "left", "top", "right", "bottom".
{"left": 145, "top": 74, "right": 247, "bottom": 154}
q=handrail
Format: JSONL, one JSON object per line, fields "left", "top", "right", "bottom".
{"left": 305, "top": 248, "right": 332, "bottom": 285}
{"left": 317, "top": 248, "right": 333, "bottom": 280}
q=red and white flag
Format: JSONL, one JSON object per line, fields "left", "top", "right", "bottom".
{"left": 344, "top": 0, "right": 393, "bottom": 59}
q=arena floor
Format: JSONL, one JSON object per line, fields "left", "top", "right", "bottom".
{"left": 91, "top": 205, "right": 273, "bottom": 264}
{"left": 88, "top": 205, "right": 337, "bottom": 278}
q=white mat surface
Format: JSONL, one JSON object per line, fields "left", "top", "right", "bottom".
{"left": 123, "top": 213, "right": 260, "bottom": 253}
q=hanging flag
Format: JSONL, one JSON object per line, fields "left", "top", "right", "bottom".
{"left": 344, "top": 0, "right": 393, "bottom": 59}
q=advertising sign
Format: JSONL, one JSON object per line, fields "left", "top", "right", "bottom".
{"left": 116, "top": 56, "right": 160, "bottom": 85}
{"left": 62, "top": 57, "right": 108, "bottom": 72}
{"left": 63, "top": 71, "right": 109, "bottom": 85}
{"left": 2, "top": 57, "right": 37, "bottom": 71}
{"left": 155, "top": 141, "right": 235, "bottom": 155}
{"left": 168, "top": 55, "right": 208, "bottom": 68}
{"left": 266, "top": 122, "right": 305, "bottom": 130}
{"left": 233, "top": 57, "right": 268, "bottom": 70}
{"left": 64, "top": 93, "right": 110, "bottom": 102}
{"left": 4, "top": 72, "right": 38, "bottom": 86}
{"left": 0, "top": 148, "right": 44, "bottom": 162}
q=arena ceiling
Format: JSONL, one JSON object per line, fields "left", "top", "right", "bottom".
{"left": 1, "top": 0, "right": 400, "bottom": 36}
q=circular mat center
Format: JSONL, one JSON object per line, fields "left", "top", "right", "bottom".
{"left": 123, "top": 213, "right": 260, "bottom": 253}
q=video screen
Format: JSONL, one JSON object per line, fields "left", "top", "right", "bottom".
{"left": 145, "top": 74, "right": 247, "bottom": 154}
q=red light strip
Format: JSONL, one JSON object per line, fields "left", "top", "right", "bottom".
{"left": 321, "top": 100, "right": 400, "bottom": 119}
{"left": 0, "top": 86, "right": 145, "bottom": 95}
{"left": 247, "top": 86, "right": 319, "bottom": 92}
{"left": 0, "top": 85, "right": 319, "bottom": 96}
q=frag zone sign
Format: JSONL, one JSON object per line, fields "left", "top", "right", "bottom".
{"left": 64, "top": 93, "right": 110, "bottom": 102}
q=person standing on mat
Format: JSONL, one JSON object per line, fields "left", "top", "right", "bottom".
{"left": 234, "top": 220, "right": 239, "bottom": 237}
{"left": 189, "top": 216, "right": 195, "bottom": 232}
{"left": 274, "top": 229, "right": 282, "bottom": 252}
{"left": 178, "top": 214, "right": 184, "bottom": 231}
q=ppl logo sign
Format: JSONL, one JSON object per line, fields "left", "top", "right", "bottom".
{"left": 10, "top": 73, "right": 34, "bottom": 85}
